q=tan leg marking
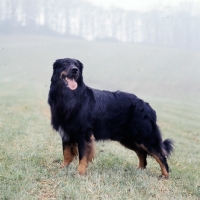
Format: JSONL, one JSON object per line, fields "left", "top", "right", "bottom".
{"left": 154, "top": 155, "right": 169, "bottom": 178}
{"left": 78, "top": 135, "right": 96, "bottom": 175}
{"left": 78, "top": 157, "right": 88, "bottom": 175}
{"left": 60, "top": 144, "right": 78, "bottom": 168}
{"left": 140, "top": 144, "right": 168, "bottom": 178}
{"left": 136, "top": 151, "right": 146, "bottom": 169}
{"left": 135, "top": 144, "right": 147, "bottom": 169}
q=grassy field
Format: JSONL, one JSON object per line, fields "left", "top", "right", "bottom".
{"left": 0, "top": 36, "right": 200, "bottom": 199}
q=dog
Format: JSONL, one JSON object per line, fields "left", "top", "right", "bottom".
{"left": 48, "top": 58, "right": 173, "bottom": 178}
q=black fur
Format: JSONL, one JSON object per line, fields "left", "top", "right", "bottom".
{"left": 48, "top": 58, "right": 173, "bottom": 176}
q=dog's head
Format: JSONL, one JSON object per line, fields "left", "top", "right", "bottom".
{"left": 51, "top": 58, "right": 83, "bottom": 90}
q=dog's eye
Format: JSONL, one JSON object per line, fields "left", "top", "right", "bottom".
{"left": 65, "top": 60, "right": 70, "bottom": 65}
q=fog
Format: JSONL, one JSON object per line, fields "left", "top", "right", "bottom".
{"left": 1, "top": 0, "right": 200, "bottom": 51}
{"left": 1, "top": 0, "right": 200, "bottom": 101}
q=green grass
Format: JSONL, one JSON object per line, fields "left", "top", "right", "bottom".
{"left": 0, "top": 36, "right": 200, "bottom": 199}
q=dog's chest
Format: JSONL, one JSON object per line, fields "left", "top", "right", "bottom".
{"left": 58, "top": 126, "right": 70, "bottom": 141}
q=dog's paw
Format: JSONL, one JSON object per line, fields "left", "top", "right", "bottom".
{"left": 60, "top": 162, "right": 69, "bottom": 169}
{"left": 158, "top": 174, "right": 169, "bottom": 179}
{"left": 78, "top": 166, "right": 86, "bottom": 175}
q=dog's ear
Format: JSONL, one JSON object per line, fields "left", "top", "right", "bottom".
{"left": 53, "top": 59, "right": 61, "bottom": 70}
{"left": 51, "top": 59, "right": 61, "bottom": 82}
{"left": 76, "top": 59, "right": 84, "bottom": 70}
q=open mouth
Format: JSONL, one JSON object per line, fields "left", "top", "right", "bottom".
{"left": 60, "top": 71, "right": 78, "bottom": 90}
{"left": 65, "top": 77, "right": 78, "bottom": 90}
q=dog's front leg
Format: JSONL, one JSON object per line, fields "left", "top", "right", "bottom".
{"left": 77, "top": 136, "right": 88, "bottom": 175}
{"left": 77, "top": 134, "right": 95, "bottom": 175}
{"left": 60, "top": 139, "right": 77, "bottom": 168}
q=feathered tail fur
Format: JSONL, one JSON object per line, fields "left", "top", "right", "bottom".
{"left": 163, "top": 139, "right": 174, "bottom": 157}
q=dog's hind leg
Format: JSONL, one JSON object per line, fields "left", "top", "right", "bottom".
{"left": 60, "top": 140, "right": 78, "bottom": 168}
{"left": 77, "top": 135, "right": 95, "bottom": 175}
{"left": 153, "top": 154, "right": 169, "bottom": 178}
{"left": 140, "top": 144, "right": 169, "bottom": 178}
{"left": 119, "top": 140, "right": 147, "bottom": 169}
{"left": 135, "top": 149, "right": 147, "bottom": 169}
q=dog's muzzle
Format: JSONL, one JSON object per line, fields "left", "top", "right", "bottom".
{"left": 71, "top": 66, "right": 78, "bottom": 75}
{"left": 60, "top": 66, "right": 79, "bottom": 90}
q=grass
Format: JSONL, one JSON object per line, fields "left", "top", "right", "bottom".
{"left": 0, "top": 35, "right": 200, "bottom": 199}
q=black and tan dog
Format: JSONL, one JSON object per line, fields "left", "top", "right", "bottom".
{"left": 48, "top": 58, "right": 173, "bottom": 178}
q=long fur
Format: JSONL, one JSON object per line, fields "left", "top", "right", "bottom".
{"left": 48, "top": 58, "right": 173, "bottom": 177}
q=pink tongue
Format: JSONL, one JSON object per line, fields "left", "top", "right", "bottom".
{"left": 67, "top": 78, "right": 77, "bottom": 90}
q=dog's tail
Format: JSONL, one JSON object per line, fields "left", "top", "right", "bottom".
{"left": 163, "top": 139, "right": 174, "bottom": 157}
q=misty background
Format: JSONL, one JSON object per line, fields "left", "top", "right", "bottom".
{"left": 1, "top": 0, "right": 200, "bottom": 50}
{"left": 0, "top": 0, "right": 200, "bottom": 101}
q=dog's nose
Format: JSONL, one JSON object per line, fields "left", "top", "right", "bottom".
{"left": 71, "top": 66, "right": 78, "bottom": 73}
